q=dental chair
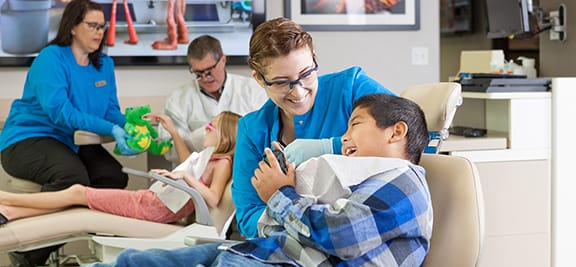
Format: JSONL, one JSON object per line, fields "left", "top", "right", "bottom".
{"left": 0, "top": 130, "right": 237, "bottom": 264}
{"left": 401, "top": 82, "right": 462, "bottom": 153}
{"left": 401, "top": 82, "right": 484, "bottom": 265}
{"left": 420, "top": 153, "right": 485, "bottom": 267}
{"left": 1, "top": 82, "right": 464, "bottom": 264}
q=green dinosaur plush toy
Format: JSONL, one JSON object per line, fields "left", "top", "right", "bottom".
{"left": 114, "top": 105, "right": 173, "bottom": 156}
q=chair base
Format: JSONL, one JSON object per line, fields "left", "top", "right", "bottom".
{"left": 90, "top": 223, "right": 222, "bottom": 262}
{"left": 6, "top": 248, "right": 98, "bottom": 267}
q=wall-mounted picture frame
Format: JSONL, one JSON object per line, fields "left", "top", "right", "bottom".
{"left": 284, "top": 0, "right": 420, "bottom": 31}
{"left": 0, "top": 0, "right": 265, "bottom": 67}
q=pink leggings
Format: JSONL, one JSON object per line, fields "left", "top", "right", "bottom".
{"left": 85, "top": 187, "right": 196, "bottom": 223}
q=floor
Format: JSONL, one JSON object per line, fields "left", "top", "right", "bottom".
{"left": 0, "top": 240, "right": 93, "bottom": 266}
{"left": 0, "top": 253, "right": 8, "bottom": 267}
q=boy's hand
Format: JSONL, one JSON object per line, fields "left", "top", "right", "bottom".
{"left": 252, "top": 147, "right": 295, "bottom": 202}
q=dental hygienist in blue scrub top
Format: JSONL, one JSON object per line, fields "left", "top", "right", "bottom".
{"left": 0, "top": 1, "right": 135, "bottom": 265}
{"left": 232, "top": 17, "right": 396, "bottom": 238}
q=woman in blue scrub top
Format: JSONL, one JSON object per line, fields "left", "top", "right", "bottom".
{"left": 232, "top": 17, "right": 396, "bottom": 238}
{"left": 0, "top": 0, "right": 135, "bottom": 265}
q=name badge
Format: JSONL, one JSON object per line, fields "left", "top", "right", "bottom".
{"left": 95, "top": 80, "right": 107, "bottom": 87}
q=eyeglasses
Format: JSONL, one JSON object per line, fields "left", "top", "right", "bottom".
{"left": 204, "top": 121, "right": 217, "bottom": 132}
{"left": 259, "top": 59, "right": 319, "bottom": 95}
{"left": 189, "top": 56, "right": 222, "bottom": 81}
{"left": 82, "top": 21, "right": 107, "bottom": 32}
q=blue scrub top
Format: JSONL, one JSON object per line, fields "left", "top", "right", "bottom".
{"left": 232, "top": 66, "right": 395, "bottom": 238}
{"left": 0, "top": 45, "right": 125, "bottom": 153}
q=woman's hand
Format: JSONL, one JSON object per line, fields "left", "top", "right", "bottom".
{"left": 251, "top": 145, "right": 296, "bottom": 203}
{"left": 111, "top": 125, "right": 138, "bottom": 155}
{"left": 284, "top": 138, "right": 333, "bottom": 166}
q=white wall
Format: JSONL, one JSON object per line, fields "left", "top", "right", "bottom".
{"left": 0, "top": 1, "right": 439, "bottom": 105}
{"left": 267, "top": 1, "right": 439, "bottom": 92}
{"left": 551, "top": 78, "right": 576, "bottom": 267}
{"left": 540, "top": 1, "right": 576, "bottom": 266}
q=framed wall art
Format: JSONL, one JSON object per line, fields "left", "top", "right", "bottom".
{"left": 0, "top": 0, "right": 265, "bottom": 66}
{"left": 284, "top": 0, "right": 420, "bottom": 31}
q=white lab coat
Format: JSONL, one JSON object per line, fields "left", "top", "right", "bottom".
{"left": 158, "top": 73, "right": 268, "bottom": 164}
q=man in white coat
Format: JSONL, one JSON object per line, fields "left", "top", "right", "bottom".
{"left": 158, "top": 35, "right": 268, "bottom": 164}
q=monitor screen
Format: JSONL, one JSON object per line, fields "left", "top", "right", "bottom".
{"left": 485, "top": 0, "right": 531, "bottom": 39}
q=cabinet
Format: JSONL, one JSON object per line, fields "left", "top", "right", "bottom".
{"left": 441, "top": 92, "right": 551, "bottom": 267}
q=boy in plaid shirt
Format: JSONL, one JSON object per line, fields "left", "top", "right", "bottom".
{"left": 90, "top": 93, "right": 432, "bottom": 267}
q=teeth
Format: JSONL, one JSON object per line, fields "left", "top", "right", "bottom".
{"left": 345, "top": 147, "right": 357, "bottom": 156}
{"left": 290, "top": 93, "right": 308, "bottom": 103}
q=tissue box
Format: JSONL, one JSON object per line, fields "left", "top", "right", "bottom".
{"left": 459, "top": 50, "right": 505, "bottom": 74}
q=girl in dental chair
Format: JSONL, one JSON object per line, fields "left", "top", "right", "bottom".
{"left": 0, "top": 111, "right": 241, "bottom": 225}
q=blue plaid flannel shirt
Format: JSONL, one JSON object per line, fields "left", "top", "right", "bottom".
{"left": 227, "top": 162, "right": 433, "bottom": 266}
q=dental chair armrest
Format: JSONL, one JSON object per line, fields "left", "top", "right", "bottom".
{"left": 74, "top": 130, "right": 115, "bottom": 145}
{"left": 121, "top": 167, "right": 213, "bottom": 226}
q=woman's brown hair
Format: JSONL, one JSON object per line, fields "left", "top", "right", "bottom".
{"left": 248, "top": 17, "right": 315, "bottom": 75}
{"left": 49, "top": 0, "right": 105, "bottom": 70}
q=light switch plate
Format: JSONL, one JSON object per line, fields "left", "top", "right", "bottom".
{"left": 411, "top": 47, "right": 429, "bottom": 66}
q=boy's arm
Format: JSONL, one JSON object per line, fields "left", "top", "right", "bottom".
{"left": 264, "top": 169, "right": 431, "bottom": 260}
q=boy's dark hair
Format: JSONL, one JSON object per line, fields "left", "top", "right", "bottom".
{"left": 49, "top": 0, "right": 105, "bottom": 70}
{"left": 353, "top": 93, "right": 428, "bottom": 164}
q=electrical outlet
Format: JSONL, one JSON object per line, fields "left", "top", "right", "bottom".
{"left": 411, "top": 47, "right": 429, "bottom": 66}
{"left": 550, "top": 29, "right": 560, "bottom": 41}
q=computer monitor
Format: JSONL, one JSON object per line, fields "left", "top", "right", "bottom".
{"left": 485, "top": 0, "right": 532, "bottom": 39}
